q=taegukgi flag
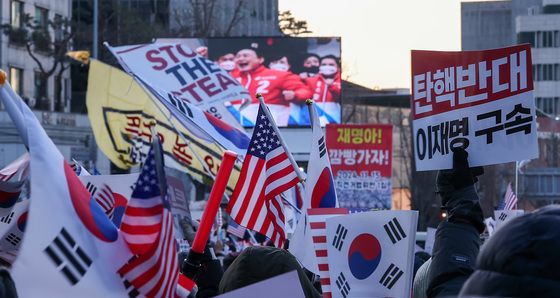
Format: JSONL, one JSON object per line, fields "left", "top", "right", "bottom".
{"left": 411, "top": 44, "right": 538, "bottom": 171}
{"left": 326, "top": 211, "right": 418, "bottom": 298}
{"left": 289, "top": 100, "right": 338, "bottom": 275}
{"left": 494, "top": 210, "right": 525, "bottom": 232}
{"left": 0, "top": 71, "right": 132, "bottom": 297}
{"left": 79, "top": 173, "right": 139, "bottom": 227}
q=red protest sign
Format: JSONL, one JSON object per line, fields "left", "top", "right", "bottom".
{"left": 411, "top": 45, "right": 538, "bottom": 171}
{"left": 326, "top": 124, "right": 393, "bottom": 210}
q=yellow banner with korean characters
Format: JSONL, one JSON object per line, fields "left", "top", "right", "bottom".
{"left": 86, "top": 60, "right": 240, "bottom": 192}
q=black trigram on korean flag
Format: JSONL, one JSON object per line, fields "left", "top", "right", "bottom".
{"left": 122, "top": 278, "right": 140, "bottom": 298}
{"left": 332, "top": 224, "right": 348, "bottom": 251}
{"left": 499, "top": 213, "right": 507, "bottom": 221}
{"left": 383, "top": 217, "right": 407, "bottom": 244}
{"left": 85, "top": 182, "right": 97, "bottom": 196}
{"left": 44, "top": 228, "right": 92, "bottom": 285}
{"left": 335, "top": 272, "right": 351, "bottom": 298}
{"left": 318, "top": 136, "right": 327, "bottom": 158}
{"left": 0, "top": 212, "right": 14, "bottom": 224}
{"left": 5, "top": 233, "right": 20, "bottom": 247}
{"left": 379, "top": 263, "right": 404, "bottom": 289}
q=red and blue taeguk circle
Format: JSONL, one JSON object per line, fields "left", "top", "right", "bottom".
{"left": 347, "top": 233, "right": 382, "bottom": 280}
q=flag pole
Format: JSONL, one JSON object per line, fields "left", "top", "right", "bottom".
{"left": 256, "top": 93, "right": 306, "bottom": 183}
{"left": 515, "top": 161, "right": 519, "bottom": 198}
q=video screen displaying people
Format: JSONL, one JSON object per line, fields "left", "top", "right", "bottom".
{"left": 207, "top": 37, "right": 342, "bottom": 127}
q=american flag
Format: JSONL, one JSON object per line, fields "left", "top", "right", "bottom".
{"left": 118, "top": 143, "right": 193, "bottom": 297}
{"left": 226, "top": 217, "right": 247, "bottom": 239}
{"left": 93, "top": 184, "right": 116, "bottom": 219}
{"left": 498, "top": 183, "right": 518, "bottom": 211}
{"left": 227, "top": 104, "right": 299, "bottom": 248}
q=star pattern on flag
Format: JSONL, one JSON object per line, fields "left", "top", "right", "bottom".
{"left": 249, "top": 113, "right": 282, "bottom": 159}
{"left": 132, "top": 151, "right": 160, "bottom": 199}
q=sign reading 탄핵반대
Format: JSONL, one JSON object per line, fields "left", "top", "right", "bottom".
{"left": 326, "top": 124, "right": 393, "bottom": 210}
{"left": 411, "top": 44, "right": 538, "bottom": 171}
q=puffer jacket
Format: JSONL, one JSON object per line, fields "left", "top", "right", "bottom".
{"left": 459, "top": 205, "right": 560, "bottom": 297}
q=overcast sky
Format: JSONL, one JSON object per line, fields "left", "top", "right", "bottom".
{"left": 279, "top": 0, "right": 477, "bottom": 90}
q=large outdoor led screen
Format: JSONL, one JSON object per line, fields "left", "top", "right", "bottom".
{"left": 161, "top": 37, "right": 342, "bottom": 127}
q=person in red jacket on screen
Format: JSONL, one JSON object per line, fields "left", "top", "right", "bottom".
{"left": 230, "top": 45, "right": 311, "bottom": 126}
{"left": 305, "top": 55, "right": 342, "bottom": 125}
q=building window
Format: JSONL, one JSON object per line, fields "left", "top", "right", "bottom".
{"left": 259, "top": 0, "right": 265, "bottom": 21}
{"left": 533, "top": 64, "right": 560, "bottom": 81}
{"left": 34, "top": 71, "right": 48, "bottom": 110}
{"left": 10, "top": 1, "right": 24, "bottom": 28}
{"left": 536, "top": 97, "right": 560, "bottom": 115}
{"left": 9, "top": 67, "right": 23, "bottom": 95}
{"left": 518, "top": 32, "right": 535, "bottom": 47}
{"left": 35, "top": 6, "right": 49, "bottom": 31}
{"left": 266, "top": 0, "right": 272, "bottom": 20}
{"left": 529, "top": 30, "right": 560, "bottom": 48}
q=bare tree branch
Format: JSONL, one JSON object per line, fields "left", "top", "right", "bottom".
{"left": 225, "top": 0, "right": 245, "bottom": 36}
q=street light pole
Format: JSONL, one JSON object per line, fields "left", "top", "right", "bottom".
{"left": 93, "top": 0, "right": 98, "bottom": 59}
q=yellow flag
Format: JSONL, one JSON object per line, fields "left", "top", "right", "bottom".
{"left": 86, "top": 60, "right": 240, "bottom": 192}
{"left": 66, "top": 51, "right": 90, "bottom": 64}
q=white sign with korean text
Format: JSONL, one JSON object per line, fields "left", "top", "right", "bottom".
{"left": 411, "top": 45, "right": 538, "bottom": 171}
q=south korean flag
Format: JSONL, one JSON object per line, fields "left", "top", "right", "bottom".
{"left": 326, "top": 211, "right": 418, "bottom": 298}
{"left": 494, "top": 210, "right": 524, "bottom": 232}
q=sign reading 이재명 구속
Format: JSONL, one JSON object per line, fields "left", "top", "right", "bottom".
{"left": 411, "top": 44, "right": 538, "bottom": 171}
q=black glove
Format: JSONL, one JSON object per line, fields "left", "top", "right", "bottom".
{"left": 436, "top": 148, "right": 485, "bottom": 233}
{"left": 436, "top": 148, "right": 483, "bottom": 204}
{"left": 181, "top": 243, "right": 223, "bottom": 297}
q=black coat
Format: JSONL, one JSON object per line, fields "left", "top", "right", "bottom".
{"left": 427, "top": 221, "right": 481, "bottom": 298}
{"left": 459, "top": 205, "right": 560, "bottom": 297}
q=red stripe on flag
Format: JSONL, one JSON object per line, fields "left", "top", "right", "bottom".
{"left": 310, "top": 222, "right": 325, "bottom": 229}
{"left": 226, "top": 155, "right": 255, "bottom": 212}
{"left": 313, "top": 236, "right": 327, "bottom": 243}
{"left": 266, "top": 151, "right": 289, "bottom": 168}
{"left": 315, "top": 250, "right": 327, "bottom": 257}
{"left": 307, "top": 208, "right": 348, "bottom": 216}
{"left": 232, "top": 158, "right": 265, "bottom": 224}
{"left": 125, "top": 205, "right": 163, "bottom": 216}
{"left": 120, "top": 222, "right": 162, "bottom": 234}
{"left": 320, "top": 278, "right": 330, "bottom": 285}
{"left": 318, "top": 264, "right": 329, "bottom": 271}
{"left": 246, "top": 188, "right": 266, "bottom": 229}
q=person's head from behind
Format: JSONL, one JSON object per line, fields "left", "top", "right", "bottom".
{"left": 268, "top": 56, "right": 291, "bottom": 72}
{"left": 235, "top": 45, "right": 264, "bottom": 73}
{"left": 217, "top": 53, "right": 235, "bottom": 71}
{"left": 319, "top": 55, "right": 340, "bottom": 78}
{"left": 460, "top": 205, "right": 560, "bottom": 297}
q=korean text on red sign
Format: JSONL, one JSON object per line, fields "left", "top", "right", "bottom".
{"left": 411, "top": 44, "right": 538, "bottom": 171}
{"left": 326, "top": 124, "right": 393, "bottom": 210}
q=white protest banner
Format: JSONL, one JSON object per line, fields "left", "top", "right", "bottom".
{"left": 105, "top": 44, "right": 251, "bottom": 157}
{"left": 494, "top": 210, "right": 525, "bottom": 231}
{"left": 326, "top": 210, "right": 418, "bottom": 298}
{"left": 216, "top": 270, "right": 305, "bottom": 298}
{"left": 411, "top": 44, "right": 538, "bottom": 171}
{"left": 105, "top": 42, "right": 248, "bottom": 129}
